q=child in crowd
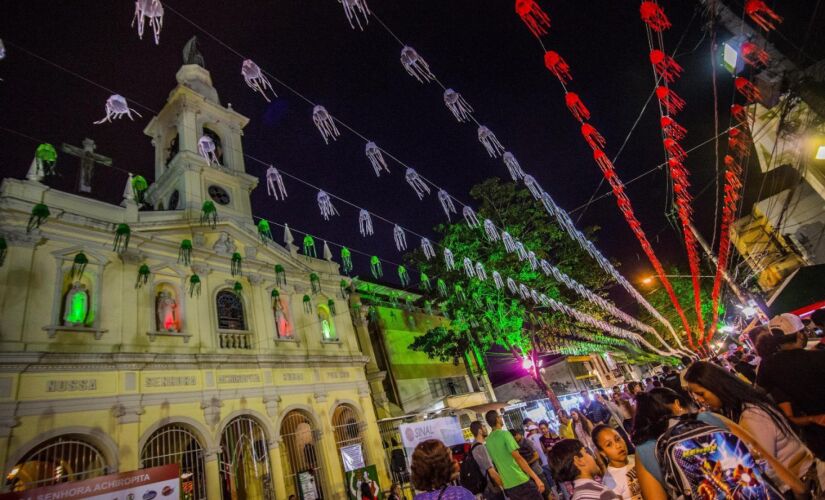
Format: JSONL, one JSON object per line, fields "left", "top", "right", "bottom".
{"left": 547, "top": 439, "right": 621, "bottom": 500}
{"left": 591, "top": 425, "right": 641, "bottom": 500}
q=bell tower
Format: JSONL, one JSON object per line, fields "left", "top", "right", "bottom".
{"left": 144, "top": 39, "right": 257, "bottom": 226}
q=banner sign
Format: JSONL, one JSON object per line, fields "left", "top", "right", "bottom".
{"left": 345, "top": 465, "right": 381, "bottom": 500}
{"left": 0, "top": 464, "right": 180, "bottom": 500}
{"left": 340, "top": 443, "right": 365, "bottom": 472}
{"left": 399, "top": 416, "right": 464, "bottom": 451}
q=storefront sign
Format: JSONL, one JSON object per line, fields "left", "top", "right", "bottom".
{"left": 0, "top": 464, "right": 180, "bottom": 500}
{"left": 399, "top": 416, "right": 464, "bottom": 451}
{"left": 297, "top": 471, "right": 319, "bottom": 500}
{"left": 340, "top": 443, "right": 365, "bottom": 472}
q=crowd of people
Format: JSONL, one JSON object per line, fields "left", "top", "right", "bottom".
{"left": 406, "top": 311, "right": 825, "bottom": 500}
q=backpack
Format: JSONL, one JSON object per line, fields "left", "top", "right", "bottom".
{"left": 459, "top": 443, "right": 487, "bottom": 495}
{"left": 654, "top": 413, "right": 783, "bottom": 499}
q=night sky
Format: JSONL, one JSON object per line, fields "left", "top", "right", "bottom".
{"left": 1, "top": 1, "right": 823, "bottom": 300}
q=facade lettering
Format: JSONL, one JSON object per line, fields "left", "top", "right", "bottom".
{"left": 46, "top": 379, "right": 97, "bottom": 393}
{"left": 217, "top": 374, "right": 261, "bottom": 384}
{"left": 282, "top": 373, "right": 304, "bottom": 381}
{"left": 145, "top": 376, "right": 197, "bottom": 388}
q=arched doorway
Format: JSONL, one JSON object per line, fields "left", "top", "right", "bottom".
{"left": 219, "top": 416, "right": 274, "bottom": 500}
{"left": 280, "top": 410, "right": 325, "bottom": 500}
{"left": 332, "top": 404, "right": 369, "bottom": 499}
{"left": 5, "top": 435, "right": 108, "bottom": 491}
{"left": 141, "top": 423, "right": 207, "bottom": 499}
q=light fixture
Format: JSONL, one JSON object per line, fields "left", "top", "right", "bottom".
{"left": 721, "top": 36, "right": 747, "bottom": 75}
{"left": 642, "top": 276, "right": 654, "bottom": 285}
{"left": 816, "top": 145, "right": 825, "bottom": 160}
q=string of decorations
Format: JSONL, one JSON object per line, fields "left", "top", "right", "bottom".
{"left": 512, "top": 0, "right": 695, "bottom": 350}
{"left": 706, "top": 1, "right": 781, "bottom": 344}
{"left": 141, "top": 4, "right": 684, "bottom": 352}
{"left": 317, "top": 2, "right": 684, "bottom": 351}
{"left": 639, "top": 0, "right": 704, "bottom": 349}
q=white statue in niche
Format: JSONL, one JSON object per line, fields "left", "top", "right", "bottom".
{"left": 63, "top": 282, "right": 90, "bottom": 327}
{"left": 212, "top": 231, "right": 236, "bottom": 255}
{"left": 156, "top": 291, "right": 179, "bottom": 332}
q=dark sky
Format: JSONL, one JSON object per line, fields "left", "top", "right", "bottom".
{"left": 1, "top": 1, "right": 823, "bottom": 295}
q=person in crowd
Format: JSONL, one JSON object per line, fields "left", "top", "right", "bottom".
{"left": 547, "top": 439, "right": 621, "bottom": 500}
{"left": 810, "top": 309, "right": 825, "bottom": 350}
{"left": 557, "top": 410, "right": 576, "bottom": 440}
{"left": 484, "top": 411, "right": 545, "bottom": 500}
{"left": 569, "top": 409, "right": 596, "bottom": 453}
{"left": 610, "top": 391, "right": 634, "bottom": 431}
{"left": 728, "top": 351, "right": 757, "bottom": 383}
{"left": 650, "top": 379, "right": 663, "bottom": 389}
{"left": 591, "top": 425, "right": 642, "bottom": 500}
{"left": 594, "top": 393, "right": 621, "bottom": 427}
{"left": 387, "top": 483, "right": 404, "bottom": 500}
{"left": 625, "top": 382, "right": 642, "bottom": 403}
{"left": 757, "top": 313, "right": 825, "bottom": 460}
{"left": 410, "top": 439, "right": 475, "bottom": 500}
{"left": 684, "top": 361, "right": 823, "bottom": 494}
{"left": 631, "top": 388, "right": 805, "bottom": 499}
{"left": 660, "top": 365, "right": 689, "bottom": 400}
{"left": 642, "top": 378, "right": 655, "bottom": 392}
{"left": 469, "top": 421, "right": 505, "bottom": 500}
{"left": 537, "top": 422, "right": 561, "bottom": 490}
{"left": 579, "top": 390, "right": 611, "bottom": 426}
{"left": 511, "top": 429, "right": 553, "bottom": 500}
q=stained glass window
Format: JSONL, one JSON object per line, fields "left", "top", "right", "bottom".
{"left": 216, "top": 290, "right": 246, "bottom": 330}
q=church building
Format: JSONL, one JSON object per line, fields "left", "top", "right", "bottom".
{"left": 0, "top": 59, "right": 389, "bottom": 499}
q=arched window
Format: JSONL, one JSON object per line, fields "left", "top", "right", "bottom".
{"left": 216, "top": 290, "right": 246, "bottom": 331}
{"left": 280, "top": 411, "right": 325, "bottom": 500}
{"left": 5, "top": 436, "right": 108, "bottom": 491}
{"left": 141, "top": 424, "right": 206, "bottom": 499}
{"left": 219, "top": 416, "right": 273, "bottom": 500}
{"left": 155, "top": 283, "right": 181, "bottom": 332}
{"left": 273, "top": 297, "right": 293, "bottom": 339}
{"left": 332, "top": 404, "right": 366, "bottom": 481}
{"left": 317, "top": 305, "right": 336, "bottom": 340}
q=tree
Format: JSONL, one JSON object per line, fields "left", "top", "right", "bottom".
{"left": 407, "top": 178, "right": 626, "bottom": 404}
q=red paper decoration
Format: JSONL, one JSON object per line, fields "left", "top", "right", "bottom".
{"left": 639, "top": 1, "right": 671, "bottom": 32}
{"left": 740, "top": 41, "right": 769, "bottom": 68}
{"left": 655, "top": 86, "right": 686, "bottom": 115}
{"left": 660, "top": 116, "right": 687, "bottom": 141}
{"left": 581, "top": 123, "right": 606, "bottom": 151}
{"left": 516, "top": 0, "right": 551, "bottom": 38}
{"left": 649, "top": 49, "right": 683, "bottom": 83}
{"left": 744, "top": 0, "right": 783, "bottom": 31}
{"left": 544, "top": 51, "right": 572, "bottom": 84}
{"left": 730, "top": 104, "right": 748, "bottom": 124}
{"left": 663, "top": 138, "right": 687, "bottom": 162}
{"left": 565, "top": 92, "right": 590, "bottom": 122}
{"left": 734, "top": 77, "right": 761, "bottom": 103}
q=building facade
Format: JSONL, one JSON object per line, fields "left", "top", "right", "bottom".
{"left": 0, "top": 63, "right": 388, "bottom": 499}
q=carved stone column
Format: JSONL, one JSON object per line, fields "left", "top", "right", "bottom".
{"left": 268, "top": 438, "right": 288, "bottom": 500}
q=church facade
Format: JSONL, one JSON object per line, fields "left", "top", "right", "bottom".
{"left": 0, "top": 63, "right": 388, "bottom": 499}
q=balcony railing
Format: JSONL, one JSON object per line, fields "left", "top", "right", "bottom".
{"left": 218, "top": 330, "right": 253, "bottom": 350}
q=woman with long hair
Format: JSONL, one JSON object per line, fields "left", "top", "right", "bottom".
{"left": 684, "top": 361, "right": 823, "bottom": 495}
{"left": 631, "top": 388, "right": 804, "bottom": 500}
{"left": 569, "top": 409, "right": 596, "bottom": 452}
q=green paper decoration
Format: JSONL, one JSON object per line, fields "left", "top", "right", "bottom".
{"left": 271, "top": 289, "right": 282, "bottom": 309}
{"left": 233, "top": 281, "right": 243, "bottom": 296}
{"left": 340, "top": 279, "right": 350, "bottom": 298}
{"left": 328, "top": 299, "right": 336, "bottom": 315}
{"left": 200, "top": 201, "right": 217, "bottom": 228}
{"left": 132, "top": 175, "right": 148, "bottom": 203}
{"left": 424, "top": 300, "right": 433, "bottom": 315}
{"left": 397, "top": 265, "right": 409, "bottom": 287}
{"left": 302, "top": 294, "right": 312, "bottom": 313}
{"left": 341, "top": 247, "right": 352, "bottom": 274}
{"left": 303, "top": 235, "right": 316, "bottom": 258}
{"left": 27, "top": 203, "right": 50, "bottom": 233}
{"left": 454, "top": 284, "right": 466, "bottom": 302}
{"left": 419, "top": 272, "right": 431, "bottom": 291}
{"left": 0, "top": 237, "right": 6, "bottom": 267}
{"left": 370, "top": 256, "right": 382, "bottom": 279}
{"left": 113, "top": 223, "right": 131, "bottom": 253}
{"left": 231, "top": 252, "right": 242, "bottom": 277}
{"left": 437, "top": 279, "right": 447, "bottom": 297}
{"left": 389, "top": 291, "right": 399, "bottom": 306}
{"left": 136, "top": 264, "right": 150, "bottom": 289}
{"left": 178, "top": 239, "right": 193, "bottom": 265}
{"left": 309, "top": 273, "right": 321, "bottom": 294}
{"left": 36, "top": 143, "right": 58, "bottom": 165}
{"left": 274, "top": 264, "right": 287, "bottom": 286}
{"left": 257, "top": 220, "right": 272, "bottom": 243}
{"left": 189, "top": 274, "right": 201, "bottom": 297}
{"left": 71, "top": 252, "right": 88, "bottom": 279}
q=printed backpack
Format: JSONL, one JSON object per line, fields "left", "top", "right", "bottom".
{"left": 654, "top": 413, "right": 783, "bottom": 499}
{"left": 459, "top": 443, "right": 487, "bottom": 495}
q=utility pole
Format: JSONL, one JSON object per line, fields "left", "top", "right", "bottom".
{"left": 688, "top": 222, "right": 748, "bottom": 305}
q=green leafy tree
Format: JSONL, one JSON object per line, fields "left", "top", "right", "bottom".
{"left": 407, "top": 179, "right": 617, "bottom": 402}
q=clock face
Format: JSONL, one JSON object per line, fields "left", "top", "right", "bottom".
{"left": 168, "top": 190, "right": 180, "bottom": 210}
{"left": 208, "top": 185, "right": 231, "bottom": 205}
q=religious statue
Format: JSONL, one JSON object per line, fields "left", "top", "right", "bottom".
{"left": 63, "top": 282, "right": 89, "bottom": 327}
{"left": 212, "top": 231, "right": 236, "bottom": 255}
{"left": 61, "top": 138, "right": 112, "bottom": 194}
{"left": 156, "top": 291, "right": 179, "bottom": 332}
{"left": 183, "top": 36, "right": 206, "bottom": 68}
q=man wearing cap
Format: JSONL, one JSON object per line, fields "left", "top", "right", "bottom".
{"left": 756, "top": 313, "right": 825, "bottom": 459}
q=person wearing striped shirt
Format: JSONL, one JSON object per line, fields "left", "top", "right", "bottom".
{"left": 547, "top": 439, "right": 621, "bottom": 500}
